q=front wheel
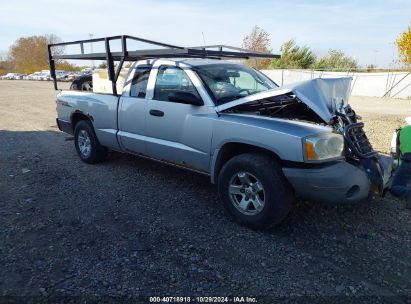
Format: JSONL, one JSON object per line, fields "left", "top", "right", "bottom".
{"left": 218, "top": 153, "right": 294, "bottom": 229}
{"left": 74, "top": 120, "right": 107, "bottom": 164}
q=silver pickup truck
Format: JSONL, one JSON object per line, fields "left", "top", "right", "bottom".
{"left": 50, "top": 36, "right": 392, "bottom": 229}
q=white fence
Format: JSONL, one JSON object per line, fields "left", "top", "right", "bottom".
{"left": 261, "top": 69, "right": 411, "bottom": 99}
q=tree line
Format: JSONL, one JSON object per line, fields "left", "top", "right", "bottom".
{"left": 243, "top": 25, "right": 411, "bottom": 71}
{"left": 243, "top": 25, "right": 358, "bottom": 70}
{"left": 0, "top": 34, "right": 80, "bottom": 75}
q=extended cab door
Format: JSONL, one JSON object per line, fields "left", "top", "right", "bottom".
{"left": 145, "top": 63, "right": 215, "bottom": 172}
{"left": 117, "top": 64, "right": 151, "bottom": 154}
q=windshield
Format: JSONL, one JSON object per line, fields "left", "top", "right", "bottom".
{"left": 193, "top": 64, "right": 278, "bottom": 105}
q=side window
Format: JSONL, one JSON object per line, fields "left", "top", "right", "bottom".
{"left": 154, "top": 66, "right": 200, "bottom": 102}
{"left": 130, "top": 65, "right": 152, "bottom": 98}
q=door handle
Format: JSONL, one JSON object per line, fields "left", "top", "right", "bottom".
{"left": 149, "top": 109, "right": 164, "bottom": 117}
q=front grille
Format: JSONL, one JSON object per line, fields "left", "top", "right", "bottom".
{"left": 343, "top": 122, "right": 377, "bottom": 159}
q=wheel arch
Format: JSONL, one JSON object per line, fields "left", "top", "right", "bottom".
{"left": 210, "top": 142, "right": 282, "bottom": 184}
{"left": 70, "top": 111, "right": 94, "bottom": 133}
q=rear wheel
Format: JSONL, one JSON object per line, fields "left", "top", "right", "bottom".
{"left": 74, "top": 120, "right": 107, "bottom": 164}
{"left": 218, "top": 153, "right": 294, "bottom": 229}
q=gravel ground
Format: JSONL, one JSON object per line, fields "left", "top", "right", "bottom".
{"left": 0, "top": 80, "right": 410, "bottom": 303}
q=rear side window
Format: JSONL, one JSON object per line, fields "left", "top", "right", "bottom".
{"left": 154, "top": 65, "right": 200, "bottom": 102}
{"left": 130, "top": 64, "right": 152, "bottom": 98}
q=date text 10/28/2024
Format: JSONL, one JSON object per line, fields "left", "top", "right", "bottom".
{"left": 149, "top": 296, "right": 258, "bottom": 303}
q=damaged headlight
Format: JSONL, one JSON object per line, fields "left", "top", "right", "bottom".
{"left": 303, "top": 133, "right": 344, "bottom": 161}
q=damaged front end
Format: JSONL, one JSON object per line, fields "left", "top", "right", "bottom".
{"left": 333, "top": 104, "right": 391, "bottom": 196}
{"left": 217, "top": 77, "right": 393, "bottom": 196}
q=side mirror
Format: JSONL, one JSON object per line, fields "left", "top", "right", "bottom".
{"left": 168, "top": 91, "right": 204, "bottom": 106}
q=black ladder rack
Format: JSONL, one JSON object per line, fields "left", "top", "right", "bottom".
{"left": 48, "top": 34, "right": 280, "bottom": 95}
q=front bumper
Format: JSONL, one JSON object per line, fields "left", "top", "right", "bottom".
{"left": 282, "top": 156, "right": 392, "bottom": 204}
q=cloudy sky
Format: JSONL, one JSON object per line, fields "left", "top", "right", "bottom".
{"left": 1, "top": 0, "right": 410, "bottom": 67}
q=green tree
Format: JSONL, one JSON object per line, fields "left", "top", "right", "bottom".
{"left": 396, "top": 24, "right": 411, "bottom": 66}
{"left": 366, "top": 64, "right": 376, "bottom": 72}
{"left": 242, "top": 25, "right": 272, "bottom": 69}
{"left": 97, "top": 62, "right": 108, "bottom": 69}
{"left": 312, "top": 49, "right": 358, "bottom": 71}
{"left": 270, "top": 39, "right": 316, "bottom": 69}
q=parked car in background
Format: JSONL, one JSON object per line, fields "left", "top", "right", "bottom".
{"left": 27, "top": 72, "right": 42, "bottom": 80}
{"left": 41, "top": 72, "right": 51, "bottom": 81}
{"left": 81, "top": 68, "right": 93, "bottom": 75}
{"left": 13, "top": 73, "right": 27, "bottom": 80}
{"left": 32, "top": 73, "right": 43, "bottom": 80}
{"left": 56, "top": 71, "right": 69, "bottom": 81}
{"left": 0, "top": 70, "right": 84, "bottom": 81}
{"left": 1, "top": 73, "right": 18, "bottom": 80}
{"left": 32, "top": 72, "right": 47, "bottom": 80}
{"left": 66, "top": 72, "right": 80, "bottom": 81}
{"left": 69, "top": 74, "right": 93, "bottom": 91}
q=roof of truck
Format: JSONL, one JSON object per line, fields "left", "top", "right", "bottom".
{"left": 177, "top": 58, "right": 239, "bottom": 66}
{"left": 145, "top": 58, "right": 242, "bottom": 67}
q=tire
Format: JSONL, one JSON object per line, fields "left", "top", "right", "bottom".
{"left": 218, "top": 153, "right": 294, "bottom": 229}
{"left": 74, "top": 120, "right": 107, "bottom": 164}
{"left": 70, "top": 75, "right": 93, "bottom": 91}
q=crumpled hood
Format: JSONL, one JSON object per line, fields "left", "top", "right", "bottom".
{"left": 216, "top": 77, "right": 352, "bottom": 123}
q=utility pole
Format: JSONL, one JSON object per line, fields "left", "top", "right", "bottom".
{"left": 389, "top": 42, "right": 396, "bottom": 68}
{"left": 201, "top": 32, "right": 206, "bottom": 46}
{"left": 374, "top": 49, "right": 379, "bottom": 67}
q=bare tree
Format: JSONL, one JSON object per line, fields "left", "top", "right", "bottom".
{"left": 242, "top": 25, "right": 272, "bottom": 69}
{"left": 9, "top": 34, "right": 65, "bottom": 73}
{"left": 0, "top": 51, "right": 13, "bottom": 75}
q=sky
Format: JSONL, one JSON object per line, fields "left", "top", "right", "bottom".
{"left": 0, "top": 0, "right": 410, "bottom": 68}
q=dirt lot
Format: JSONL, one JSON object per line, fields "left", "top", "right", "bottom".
{"left": 0, "top": 80, "right": 410, "bottom": 303}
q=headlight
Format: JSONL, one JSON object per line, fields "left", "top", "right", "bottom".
{"left": 303, "top": 133, "right": 344, "bottom": 161}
